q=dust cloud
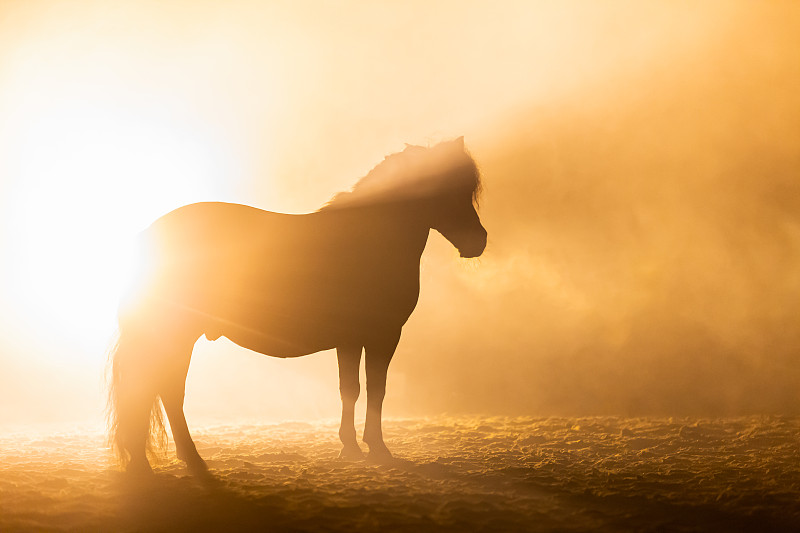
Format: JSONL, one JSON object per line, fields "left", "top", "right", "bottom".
{"left": 0, "top": 1, "right": 798, "bottom": 430}
{"left": 397, "top": 4, "right": 800, "bottom": 416}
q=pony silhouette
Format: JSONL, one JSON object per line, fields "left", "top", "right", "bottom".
{"left": 108, "top": 137, "right": 486, "bottom": 474}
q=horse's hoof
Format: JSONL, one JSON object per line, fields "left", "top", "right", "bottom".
{"left": 365, "top": 445, "right": 393, "bottom": 464}
{"left": 184, "top": 455, "right": 209, "bottom": 476}
{"left": 338, "top": 445, "right": 365, "bottom": 460}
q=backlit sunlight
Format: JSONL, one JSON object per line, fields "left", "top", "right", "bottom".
{"left": 5, "top": 99, "right": 225, "bottom": 357}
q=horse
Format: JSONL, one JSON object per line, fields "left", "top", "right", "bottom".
{"left": 107, "top": 137, "right": 486, "bottom": 474}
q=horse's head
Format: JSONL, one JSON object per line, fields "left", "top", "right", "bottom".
{"left": 431, "top": 187, "right": 487, "bottom": 258}
{"left": 428, "top": 138, "right": 487, "bottom": 258}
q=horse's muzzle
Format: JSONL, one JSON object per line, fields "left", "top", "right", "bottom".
{"left": 459, "top": 228, "right": 487, "bottom": 258}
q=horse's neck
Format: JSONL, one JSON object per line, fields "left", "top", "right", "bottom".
{"left": 327, "top": 201, "right": 432, "bottom": 260}
{"left": 390, "top": 204, "right": 433, "bottom": 266}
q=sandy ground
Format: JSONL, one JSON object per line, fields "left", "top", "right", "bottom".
{"left": 1, "top": 416, "right": 799, "bottom": 532}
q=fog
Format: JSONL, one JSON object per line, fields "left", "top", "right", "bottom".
{"left": 0, "top": 1, "right": 798, "bottom": 430}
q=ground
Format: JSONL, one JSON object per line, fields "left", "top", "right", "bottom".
{"left": 1, "top": 416, "right": 799, "bottom": 532}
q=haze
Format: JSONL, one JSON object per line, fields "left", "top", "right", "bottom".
{"left": 0, "top": 1, "right": 798, "bottom": 431}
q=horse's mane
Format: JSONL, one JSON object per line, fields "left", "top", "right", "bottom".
{"left": 319, "top": 138, "right": 482, "bottom": 211}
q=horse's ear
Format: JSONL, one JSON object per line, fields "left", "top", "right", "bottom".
{"left": 454, "top": 136, "right": 464, "bottom": 149}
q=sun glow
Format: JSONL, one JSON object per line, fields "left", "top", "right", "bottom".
{"left": 5, "top": 100, "right": 226, "bottom": 358}
{"left": 0, "top": 3, "right": 261, "bottom": 367}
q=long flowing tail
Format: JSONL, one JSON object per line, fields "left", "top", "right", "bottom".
{"left": 106, "top": 328, "right": 166, "bottom": 470}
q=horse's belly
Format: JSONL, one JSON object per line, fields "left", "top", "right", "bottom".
{"left": 202, "top": 306, "right": 347, "bottom": 358}
{"left": 215, "top": 331, "right": 333, "bottom": 358}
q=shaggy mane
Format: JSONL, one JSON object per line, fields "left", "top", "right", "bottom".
{"left": 320, "top": 138, "right": 482, "bottom": 211}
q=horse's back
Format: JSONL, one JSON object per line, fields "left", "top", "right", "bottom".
{"left": 141, "top": 202, "right": 326, "bottom": 305}
{"left": 149, "top": 202, "right": 304, "bottom": 251}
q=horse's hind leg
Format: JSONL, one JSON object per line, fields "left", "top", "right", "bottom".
{"left": 336, "top": 345, "right": 364, "bottom": 459}
{"left": 117, "top": 379, "right": 156, "bottom": 474}
{"left": 159, "top": 340, "right": 208, "bottom": 474}
{"left": 112, "top": 331, "right": 158, "bottom": 475}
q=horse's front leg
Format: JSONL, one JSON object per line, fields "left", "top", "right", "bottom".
{"left": 363, "top": 330, "right": 400, "bottom": 460}
{"left": 337, "top": 345, "right": 364, "bottom": 459}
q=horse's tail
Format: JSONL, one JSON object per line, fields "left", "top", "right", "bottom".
{"left": 106, "top": 327, "right": 167, "bottom": 469}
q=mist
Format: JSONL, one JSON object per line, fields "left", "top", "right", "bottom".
{"left": 400, "top": 7, "right": 800, "bottom": 417}
{"left": 0, "top": 1, "right": 798, "bottom": 430}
